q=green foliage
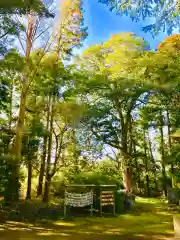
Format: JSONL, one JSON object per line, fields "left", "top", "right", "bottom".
{"left": 0, "top": 0, "right": 54, "bottom": 17}
{"left": 71, "top": 171, "right": 121, "bottom": 186}
{"left": 3, "top": 198, "right": 63, "bottom": 222}
{"left": 99, "top": 0, "right": 180, "bottom": 35}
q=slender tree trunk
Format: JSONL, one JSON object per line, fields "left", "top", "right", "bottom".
{"left": 43, "top": 175, "right": 51, "bottom": 203}
{"left": 133, "top": 144, "right": 141, "bottom": 194}
{"left": 143, "top": 128, "right": 150, "bottom": 197}
{"left": 43, "top": 97, "right": 53, "bottom": 203}
{"left": 26, "top": 155, "right": 32, "bottom": 200}
{"left": 37, "top": 136, "right": 48, "bottom": 197}
{"left": 72, "top": 129, "right": 80, "bottom": 174}
{"left": 159, "top": 111, "right": 167, "bottom": 197}
{"left": 147, "top": 130, "right": 157, "bottom": 191}
{"left": 9, "top": 80, "right": 13, "bottom": 129}
{"left": 135, "top": 158, "right": 141, "bottom": 194}
{"left": 37, "top": 101, "right": 50, "bottom": 197}
{"left": 167, "top": 108, "right": 174, "bottom": 187}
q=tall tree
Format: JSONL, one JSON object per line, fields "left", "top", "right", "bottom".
{"left": 7, "top": 1, "right": 54, "bottom": 201}
{"left": 41, "top": 0, "right": 87, "bottom": 202}
{"left": 76, "top": 33, "right": 149, "bottom": 192}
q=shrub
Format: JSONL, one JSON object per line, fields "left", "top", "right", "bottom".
{"left": 71, "top": 171, "right": 122, "bottom": 187}
{"left": 2, "top": 198, "right": 64, "bottom": 222}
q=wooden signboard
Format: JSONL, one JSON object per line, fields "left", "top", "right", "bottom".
{"left": 100, "top": 190, "right": 115, "bottom": 216}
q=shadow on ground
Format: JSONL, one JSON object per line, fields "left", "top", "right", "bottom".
{"left": 0, "top": 198, "right": 175, "bottom": 240}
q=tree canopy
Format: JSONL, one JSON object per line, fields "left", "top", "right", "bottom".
{"left": 99, "top": 0, "right": 180, "bottom": 35}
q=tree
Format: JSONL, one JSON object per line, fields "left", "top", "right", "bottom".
{"left": 99, "top": 0, "right": 180, "bottom": 35}
{"left": 130, "top": 33, "right": 180, "bottom": 193}
{"left": 5, "top": 0, "right": 54, "bottom": 201}
{"left": 40, "top": 0, "right": 87, "bottom": 202}
{"left": 0, "top": 49, "right": 25, "bottom": 201}
{"left": 76, "top": 33, "right": 149, "bottom": 192}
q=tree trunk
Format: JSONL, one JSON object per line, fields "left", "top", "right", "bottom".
{"left": 121, "top": 123, "right": 132, "bottom": 192}
{"left": 167, "top": 108, "right": 174, "bottom": 187}
{"left": 43, "top": 97, "right": 53, "bottom": 203}
{"left": 135, "top": 159, "right": 141, "bottom": 193}
{"left": 11, "top": 92, "right": 27, "bottom": 201}
{"left": 133, "top": 144, "right": 141, "bottom": 194}
{"left": 37, "top": 136, "right": 48, "bottom": 197}
{"left": 26, "top": 155, "right": 32, "bottom": 200}
{"left": 9, "top": 80, "right": 13, "bottom": 129}
{"left": 147, "top": 130, "right": 157, "bottom": 190}
{"left": 43, "top": 176, "right": 51, "bottom": 203}
{"left": 146, "top": 174, "right": 150, "bottom": 197}
{"left": 72, "top": 129, "right": 80, "bottom": 174}
{"left": 123, "top": 167, "right": 132, "bottom": 192}
{"left": 8, "top": 13, "right": 35, "bottom": 202}
{"left": 121, "top": 151, "right": 132, "bottom": 192}
{"left": 37, "top": 96, "right": 51, "bottom": 197}
{"left": 159, "top": 111, "right": 167, "bottom": 197}
{"left": 143, "top": 128, "right": 150, "bottom": 197}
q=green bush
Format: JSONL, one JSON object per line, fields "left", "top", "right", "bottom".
{"left": 51, "top": 172, "right": 67, "bottom": 198}
{"left": 71, "top": 171, "right": 122, "bottom": 187}
{"left": 3, "top": 198, "right": 64, "bottom": 222}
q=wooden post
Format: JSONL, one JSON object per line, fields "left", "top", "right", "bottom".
{"left": 100, "top": 189, "right": 102, "bottom": 217}
{"left": 90, "top": 204, "right": 93, "bottom": 216}
{"left": 113, "top": 191, "right": 116, "bottom": 216}
{"left": 90, "top": 190, "right": 93, "bottom": 216}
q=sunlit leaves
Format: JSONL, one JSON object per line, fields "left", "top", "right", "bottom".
{"left": 99, "top": 0, "right": 180, "bottom": 35}
{"left": 75, "top": 33, "right": 150, "bottom": 155}
{"left": 158, "top": 34, "right": 180, "bottom": 52}
{"left": 54, "top": 0, "right": 87, "bottom": 58}
{"left": 56, "top": 101, "right": 87, "bottom": 126}
{"left": 0, "top": 0, "right": 54, "bottom": 17}
{"left": 80, "top": 33, "right": 148, "bottom": 85}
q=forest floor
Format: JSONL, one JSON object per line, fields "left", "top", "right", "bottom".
{"left": 0, "top": 197, "right": 176, "bottom": 240}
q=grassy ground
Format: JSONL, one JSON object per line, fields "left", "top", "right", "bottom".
{"left": 0, "top": 197, "right": 175, "bottom": 240}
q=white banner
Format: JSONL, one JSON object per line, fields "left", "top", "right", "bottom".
{"left": 65, "top": 191, "right": 93, "bottom": 207}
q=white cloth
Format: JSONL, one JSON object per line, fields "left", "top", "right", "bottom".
{"left": 65, "top": 191, "right": 93, "bottom": 207}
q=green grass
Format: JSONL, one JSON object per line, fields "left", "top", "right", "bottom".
{"left": 0, "top": 197, "right": 175, "bottom": 239}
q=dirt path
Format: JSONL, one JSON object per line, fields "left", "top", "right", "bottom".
{"left": 0, "top": 198, "right": 175, "bottom": 239}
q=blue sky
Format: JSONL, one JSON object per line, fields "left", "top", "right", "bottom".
{"left": 82, "top": 0, "right": 168, "bottom": 50}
